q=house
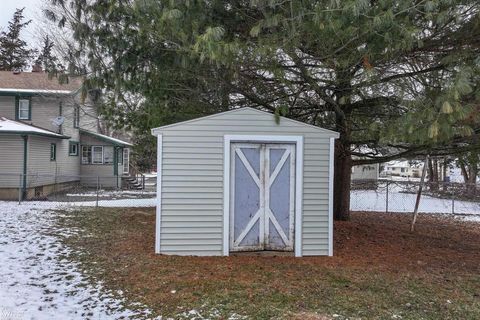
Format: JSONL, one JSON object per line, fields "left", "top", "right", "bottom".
{"left": 0, "top": 71, "right": 132, "bottom": 200}
{"left": 351, "top": 163, "right": 379, "bottom": 181}
{"left": 151, "top": 107, "right": 339, "bottom": 257}
{"left": 350, "top": 147, "right": 380, "bottom": 181}
{"left": 383, "top": 160, "right": 423, "bottom": 178}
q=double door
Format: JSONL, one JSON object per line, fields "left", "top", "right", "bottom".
{"left": 230, "top": 143, "right": 295, "bottom": 251}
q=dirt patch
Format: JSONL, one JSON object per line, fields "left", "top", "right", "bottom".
{"left": 334, "top": 212, "right": 480, "bottom": 274}
{"left": 57, "top": 209, "right": 480, "bottom": 319}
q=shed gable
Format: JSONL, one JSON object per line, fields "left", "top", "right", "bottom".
{"left": 152, "top": 107, "right": 339, "bottom": 137}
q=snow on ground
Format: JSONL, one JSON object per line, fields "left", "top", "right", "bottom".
{"left": 351, "top": 189, "right": 480, "bottom": 222}
{"left": 70, "top": 197, "right": 156, "bottom": 207}
{"left": 0, "top": 188, "right": 478, "bottom": 319}
{"left": 66, "top": 190, "right": 156, "bottom": 197}
{"left": 0, "top": 201, "right": 156, "bottom": 320}
{"left": 143, "top": 172, "right": 157, "bottom": 178}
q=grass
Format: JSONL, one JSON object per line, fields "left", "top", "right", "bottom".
{"left": 56, "top": 208, "right": 480, "bottom": 319}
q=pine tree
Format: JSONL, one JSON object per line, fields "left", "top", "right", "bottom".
{"left": 47, "top": 0, "right": 480, "bottom": 220}
{"left": 0, "top": 8, "right": 36, "bottom": 71}
{"left": 34, "top": 35, "right": 63, "bottom": 73}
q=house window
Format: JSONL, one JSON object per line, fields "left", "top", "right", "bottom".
{"left": 103, "top": 146, "right": 114, "bottom": 164}
{"left": 69, "top": 142, "right": 79, "bottom": 156}
{"left": 73, "top": 105, "right": 80, "bottom": 128}
{"left": 92, "top": 146, "right": 104, "bottom": 164}
{"left": 81, "top": 145, "right": 115, "bottom": 164}
{"left": 17, "top": 98, "right": 31, "bottom": 120}
{"left": 50, "top": 143, "right": 56, "bottom": 161}
{"left": 81, "top": 146, "right": 91, "bottom": 164}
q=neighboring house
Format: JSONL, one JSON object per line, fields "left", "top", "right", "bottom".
{"left": 383, "top": 160, "right": 423, "bottom": 178}
{"left": 350, "top": 147, "right": 380, "bottom": 181}
{"left": 351, "top": 163, "right": 379, "bottom": 181}
{"left": 0, "top": 71, "right": 132, "bottom": 200}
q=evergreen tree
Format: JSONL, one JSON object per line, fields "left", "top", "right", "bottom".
{"left": 46, "top": 0, "right": 480, "bottom": 220}
{"left": 0, "top": 8, "right": 36, "bottom": 71}
{"left": 34, "top": 35, "right": 61, "bottom": 72}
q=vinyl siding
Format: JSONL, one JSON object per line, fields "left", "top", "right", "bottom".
{"left": 351, "top": 164, "right": 379, "bottom": 180}
{"left": 30, "top": 95, "right": 97, "bottom": 140}
{"left": 0, "top": 96, "right": 15, "bottom": 118}
{"left": 156, "top": 108, "right": 336, "bottom": 256}
{"left": 26, "top": 136, "right": 80, "bottom": 187}
{"left": 0, "top": 135, "right": 24, "bottom": 187}
{"left": 0, "top": 92, "right": 108, "bottom": 190}
{"left": 79, "top": 134, "right": 122, "bottom": 187}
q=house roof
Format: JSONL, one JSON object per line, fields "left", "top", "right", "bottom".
{"left": 0, "top": 71, "right": 83, "bottom": 94}
{"left": 151, "top": 107, "right": 340, "bottom": 137}
{"left": 386, "top": 160, "right": 423, "bottom": 168}
{"left": 0, "top": 117, "right": 70, "bottom": 139}
{"left": 79, "top": 129, "right": 133, "bottom": 147}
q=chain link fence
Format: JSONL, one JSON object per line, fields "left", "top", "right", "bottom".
{"left": 2, "top": 173, "right": 480, "bottom": 217}
{"left": 0, "top": 173, "right": 157, "bottom": 207}
{"left": 351, "top": 179, "right": 480, "bottom": 217}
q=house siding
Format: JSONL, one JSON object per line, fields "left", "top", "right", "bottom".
{"left": 0, "top": 135, "right": 24, "bottom": 188}
{"left": 79, "top": 134, "right": 122, "bottom": 188}
{"left": 156, "top": 108, "right": 335, "bottom": 256}
{"left": 0, "top": 85, "right": 131, "bottom": 198}
{"left": 351, "top": 164, "right": 379, "bottom": 180}
{"left": 0, "top": 96, "right": 15, "bottom": 119}
{"left": 26, "top": 136, "right": 80, "bottom": 187}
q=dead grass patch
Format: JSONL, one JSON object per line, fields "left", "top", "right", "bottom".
{"left": 57, "top": 209, "right": 480, "bottom": 319}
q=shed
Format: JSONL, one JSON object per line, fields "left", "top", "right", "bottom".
{"left": 151, "top": 107, "right": 339, "bottom": 257}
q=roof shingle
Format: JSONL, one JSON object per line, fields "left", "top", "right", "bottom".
{"left": 0, "top": 71, "right": 82, "bottom": 93}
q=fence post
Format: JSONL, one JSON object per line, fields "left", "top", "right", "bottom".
{"left": 54, "top": 172, "right": 57, "bottom": 200}
{"left": 96, "top": 176, "right": 100, "bottom": 208}
{"left": 386, "top": 180, "right": 389, "bottom": 213}
{"left": 452, "top": 183, "right": 455, "bottom": 215}
{"left": 18, "top": 174, "right": 23, "bottom": 204}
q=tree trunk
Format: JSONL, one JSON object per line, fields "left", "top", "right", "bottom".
{"left": 433, "top": 159, "right": 439, "bottom": 191}
{"left": 333, "top": 139, "right": 352, "bottom": 221}
{"left": 467, "top": 166, "right": 477, "bottom": 196}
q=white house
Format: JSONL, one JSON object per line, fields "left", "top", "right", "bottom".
{"left": 0, "top": 71, "right": 133, "bottom": 200}
{"left": 151, "top": 107, "right": 339, "bottom": 257}
{"left": 351, "top": 163, "right": 379, "bottom": 181}
{"left": 383, "top": 160, "right": 423, "bottom": 178}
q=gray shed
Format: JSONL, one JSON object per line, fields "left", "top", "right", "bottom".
{"left": 151, "top": 107, "right": 339, "bottom": 257}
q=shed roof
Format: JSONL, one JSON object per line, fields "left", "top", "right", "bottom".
{"left": 151, "top": 107, "right": 340, "bottom": 137}
{"left": 0, "top": 71, "right": 82, "bottom": 94}
{"left": 0, "top": 117, "right": 69, "bottom": 139}
{"left": 80, "top": 129, "right": 133, "bottom": 147}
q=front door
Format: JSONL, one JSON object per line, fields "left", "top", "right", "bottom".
{"left": 230, "top": 143, "right": 295, "bottom": 252}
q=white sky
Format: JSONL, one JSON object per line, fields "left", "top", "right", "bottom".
{"left": 0, "top": 0, "right": 44, "bottom": 46}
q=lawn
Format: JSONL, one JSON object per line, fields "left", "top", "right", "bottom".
{"left": 56, "top": 209, "right": 480, "bottom": 319}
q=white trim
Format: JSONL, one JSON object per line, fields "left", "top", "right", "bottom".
{"left": 18, "top": 99, "right": 30, "bottom": 120}
{"left": 122, "top": 148, "right": 130, "bottom": 174}
{"left": 68, "top": 142, "right": 79, "bottom": 156}
{"left": 294, "top": 137, "right": 303, "bottom": 257}
{"left": 151, "top": 107, "right": 340, "bottom": 138}
{"left": 91, "top": 146, "right": 104, "bottom": 164}
{"left": 155, "top": 135, "right": 163, "bottom": 253}
{"left": 0, "top": 88, "right": 73, "bottom": 94}
{"left": 223, "top": 138, "right": 231, "bottom": 256}
{"left": 223, "top": 134, "right": 304, "bottom": 257}
{"left": 328, "top": 137, "right": 335, "bottom": 256}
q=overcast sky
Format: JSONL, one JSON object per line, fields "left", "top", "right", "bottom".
{"left": 0, "top": 0, "right": 44, "bottom": 46}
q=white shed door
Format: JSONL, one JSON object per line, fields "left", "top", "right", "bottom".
{"left": 230, "top": 143, "right": 295, "bottom": 252}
